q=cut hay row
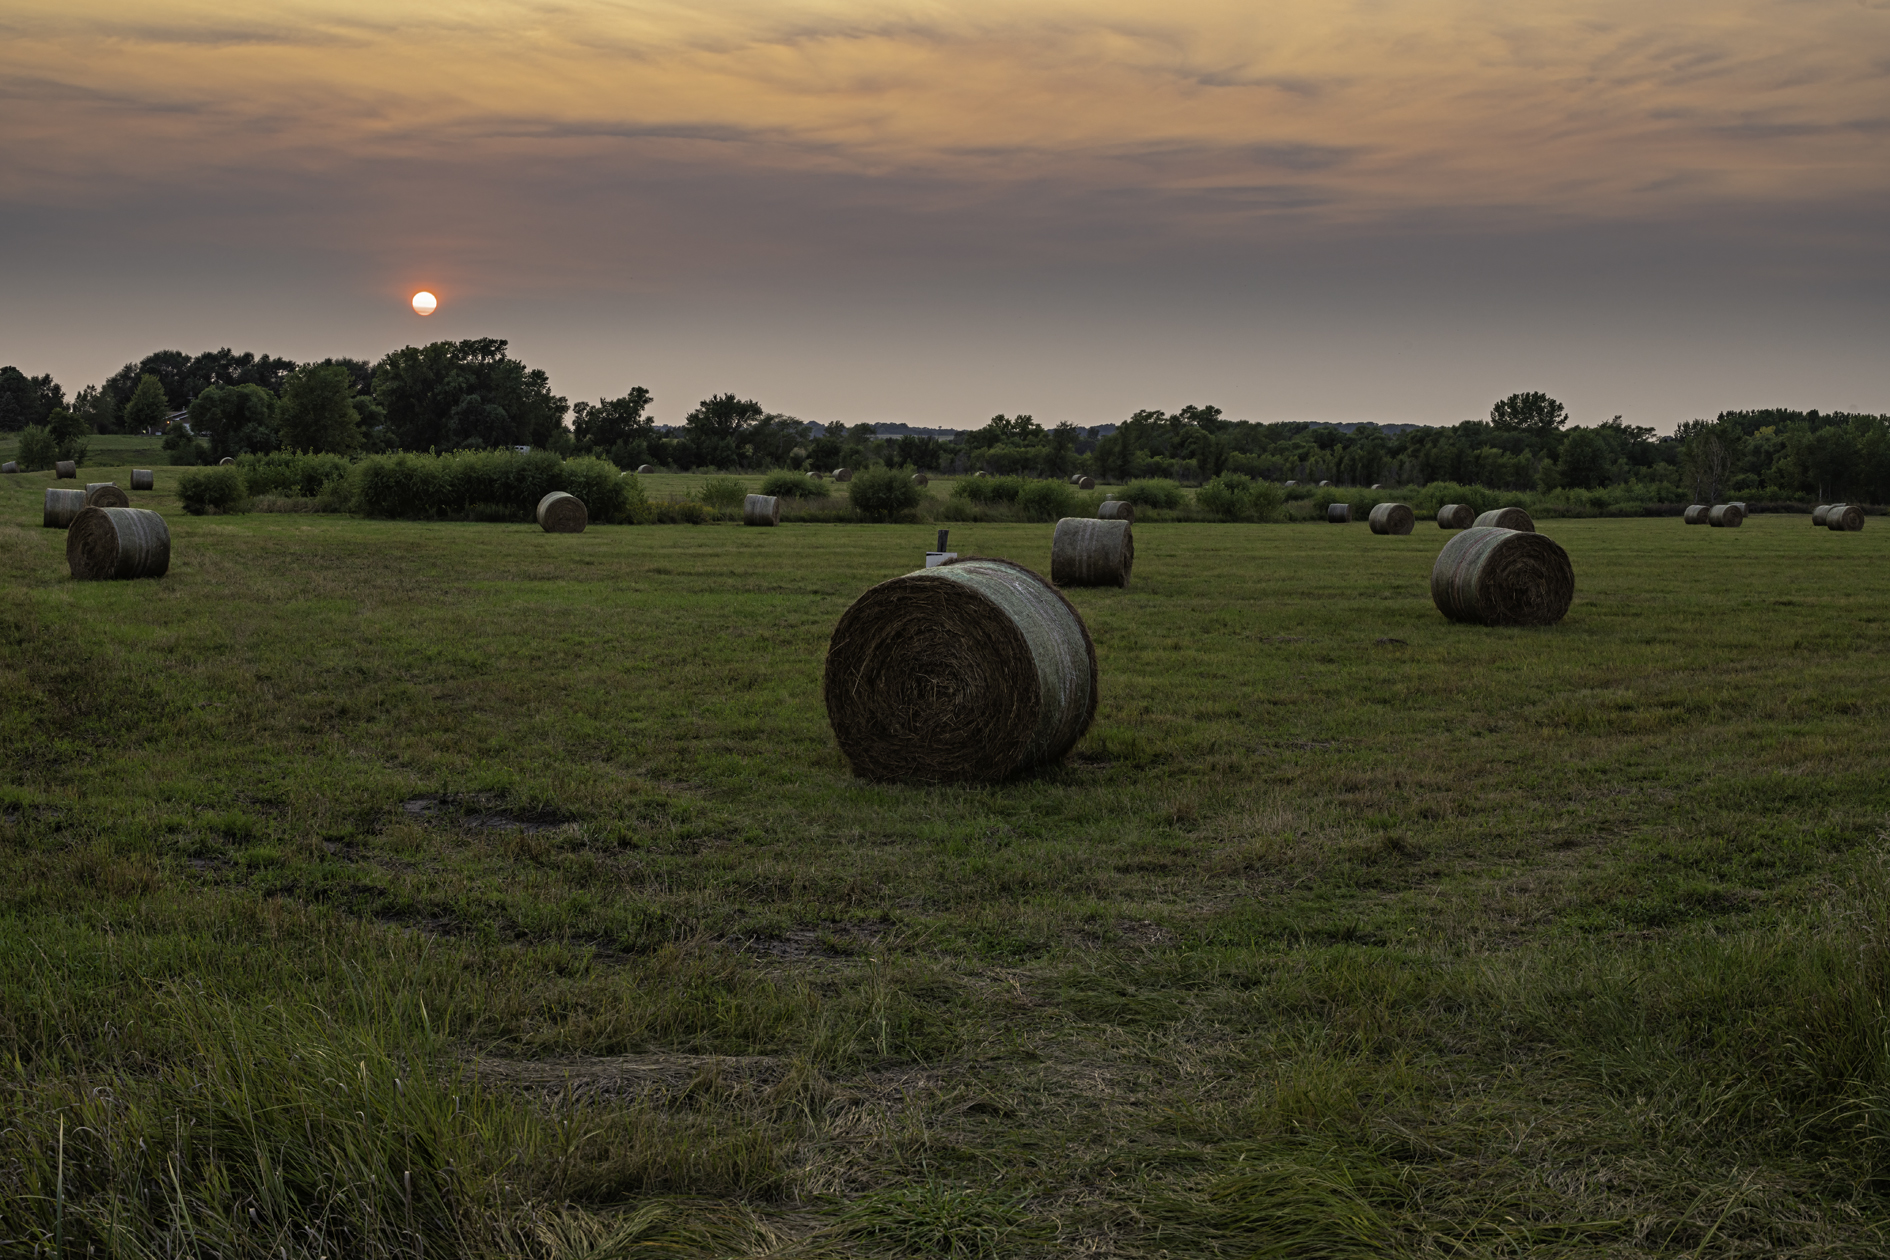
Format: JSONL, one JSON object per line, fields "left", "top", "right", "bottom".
{"left": 1098, "top": 500, "right": 1133, "bottom": 522}
{"left": 131, "top": 469, "right": 154, "bottom": 491}
{"left": 1368, "top": 502, "right": 1415, "bottom": 535}
{"left": 1050, "top": 517, "right": 1133, "bottom": 588}
{"left": 535, "top": 491, "right": 588, "bottom": 533}
{"left": 67, "top": 507, "right": 171, "bottom": 580}
{"left": 1708, "top": 504, "right": 1743, "bottom": 528}
{"left": 43, "top": 487, "right": 87, "bottom": 528}
{"left": 55, "top": 460, "right": 75, "bottom": 479}
{"left": 1327, "top": 503, "right": 1351, "bottom": 523}
{"left": 1473, "top": 506, "right": 1535, "bottom": 532}
{"left": 1827, "top": 504, "right": 1865, "bottom": 531}
{"left": 86, "top": 482, "right": 130, "bottom": 509}
{"left": 823, "top": 557, "right": 1096, "bottom": 782}
{"left": 1431, "top": 526, "right": 1574, "bottom": 627}
{"left": 1685, "top": 504, "right": 1711, "bottom": 525}
{"left": 1437, "top": 504, "right": 1474, "bottom": 530}
{"left": 743, "top": 493, "right": 780, "bottom": 526}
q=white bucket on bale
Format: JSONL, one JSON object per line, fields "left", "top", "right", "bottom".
{"left": 67, "top": 507, "right": 171, "bottom": 580}
{"left": 743, "top": 493, "right": 781, "bottom": 526}
{"left": 1050, "top": 517, "right": 1133, "bottom": 588}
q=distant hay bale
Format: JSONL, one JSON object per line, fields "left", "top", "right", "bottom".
{"left": 1827, "top": 504, "right": 1865, "bottom": 531}
{"left": 1318, "top": 479, "right": 1332, "bottom": 487}
{"left": 66, "top": 506, "right": 171, "bottom": 580}
{"left": 1812, "top": 504, "right": 1832, "bottom": 526}
{"left": 1368, "top": 502, "right": 1415, "bottom": 535}
{"left": 1431, "top": 527, "right": 1574, "bottom": 627}
{"left": 1708, "top": 503, "right": 1743, "bottom": 528}
{"left": 1684, "top": 504, "right": 1711, "bottom": 525}
{"left": 1327, "top": 503, "right": 1351, "bottom": 523}
{"left": 1284, "top": 479, "right": 1297, "bottom": 487}
{"left": 1370, "top": 482, "right": 1384, "bottom": 489}
{"left": 131, "top": 469, "right": 154, "bottom": 490}
{"left": 833, "top": 468, "right": 853, "bottom": 482}
{"left": 1051, "top": 517, "right": 1133, "bottom": 587}
{"left": 822, "top": 557, "right": 1097, "bottom": 782}
{"left": 1437, "top": 503, "right": 1474, "bottom": 530}
{"left": 809, "top": 471, "right": 824, "bottom": 481}
{"left": 218, "top": 457, "right": 235, "bottom": 466}
{"left": 743, "top": 493, "right": 781, "bottom": 526}
{"left": 85, "top": 482, "right": 130, "bottom": 508}
{"left": 43, "top": 487, "right": 87, "bottom": 528}
{"left": 55, "top": 460, "right": 76, "bottom": 479}
{"left": 1098, "top": 500, "right": 1134, "bottom": 522}
{"left": 911, "top": 473, "right": 929, "bottom": 487}
{"left": 973, "top": 470, "right": 988, "bottom": 478}
{"left": 636, "top": 464, "right": 656, "bottom": 474}
{"left": 535, "top": 491, "right": 588, "bottom": 533}
{"left": 2, "top": 462, "right": 17, "bottom": 474}
{"left": 1473, "top": 506, "right": 1535, "bottom": 532}
{"left": 1067, "top": 474, "right": 1095, "bottom": 490}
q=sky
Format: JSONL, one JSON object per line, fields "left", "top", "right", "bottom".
{"left": 2, "top": 0, "right": 1886, "bottom": 432}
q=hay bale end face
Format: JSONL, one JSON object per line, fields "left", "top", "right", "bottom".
{"left": 743, "top": 493, "right": 781, "bottom": 526}
{"left": 1684, "top": 504, "right": 1711, "bottom": 525}
{"left": 67, "top": 506, "right": 171, "bottom": 580}
{"left": 130, "top": 469, "right": 154, "bottom": 491}
{"left": 55, "top": 460, "right": 76, "bottom": 479}
{"left": 1708, "top": 503, "right": 1744, "bottom": 528}
{"left": 2, "top": 462, "right": 17, "bottom": 474}
{"left": 911, "top": 473, "right": 929, "bottom": 487}
{"left": 1827, "top": 504, "right": 1866, "bottom": 531}
{"left": 1812, "top": 505, "right": 1832, "bottom": 526}
{"left": 1432, "top": 527, "right": 1573, "bottom": 627}
{"left": 823, "top": 557, "right": 1097, "bottom": 782}
{"left": 1327, "top": 503, "right": 1351, "bottom": 523}
{"left": 1098, "top": 500, "right": 1134, "bottom": 522}
{"left": 86, "top": 483, "right": 130, "bottom": 509}
{"left": 833, "top": 468, "right": 853, "bottom": 482}
{"left": 1437, "top": 503, "right": 1474, "bottom": 530}
{"left": 535, "top": 491, "right": 588, "bottom": 533}
{"left": 1368, "top": 502, "right": 1415, "bottom": 535}
{"left": 1473, "top": 506, "right": 1535, "bottom": 532}
{"left": 1051, "top": 517, "right": 1133, "bottom": 588}
{"left": 43, "top": 487, "right": 87, "bottom": 528}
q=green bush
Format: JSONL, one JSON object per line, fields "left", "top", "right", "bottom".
{"left": 950, "top": 475, "right": 1026, "bottom": 503}
{"left": 1120, "top": 479, "right": 1184, "bottom": 510}
{"left": 699, "top": 477, "right": 748, "bottom": 512}
{"left": 350, "top": 449, "right": 639, "bottom": 522}
{"left": 1015, "top": 480, "right": 1077, "bottom": 522}
{"left": 177, "top": 466, "right": 250, "bottom": 516}
{"left": 1196, "top": 474, "right": 1286, "bottom": 522}
{"left": 561, "top": 457, "right": 633, "bottom": 523}
{"left": 237, "top": 452, "right": 352, "bottom": 499}
{"left": 13, "top": 425, "right": 56, "bottom": 472}
{"left": 761, "top": 470, "right": 829, "bottom": 499}
{"left": 849, "top": 465, "right": 924, "bottom": 522}
{"left": 653, "top": 500, "right": 713, "bottom": 524}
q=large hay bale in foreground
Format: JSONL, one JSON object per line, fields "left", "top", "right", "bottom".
{"left": 833, "top": 468, "right": 853, "bottom": 482}
{"left": 743, "top": 493, "right": 781, "bottom": 526}
{"left": 1051, "top": 517, "right": 1133, "bottom": 588}
{"left": 1812, "top": 504, "right": 1832, "bottom": 526}
{"left": 1827, "top": 504, "right": 1865, "bottom": 531}
{"left": 67, "top": 507, "right": 171, "bottom": 580}
{"left": 1473, "top": 506, "right": 1534, "bottom": 532}
{"left": 535, "top": 491, "right": 588, "bottom": 533}
{"left": 86, "top": 482, "right": 129, "bottom": 508}
{"left": 1368, "top": 502, "right": 1415, "bottom": 535}
{"left": 1327, "top": 503, "right": 1351, "bottom": 523}
{"left": 823, "top": 557, "right": 1097, "bottom": 782}
{"left": 1431, "top": 527, "right": 1574, "bottom": 627}
{"left": 131, "top": 469, "right": 154, "bottom": 491}
{"left": 1437, "top": 503, "right": 1474, "bottom": 530}
{"left": 1684, "top": 504, "right": 1711, "bottom": 525}
{"left": 43, "top": 487, "right": 87, "bottom": 528}
{"left": 55, "top": 461, "right": 76, "bottom": 479}
{"left": 1098, "top": 500, "right": 1134, "bottom": 522}
{"left": 1708, "top": 503, "right": 1743, "bottom": 528}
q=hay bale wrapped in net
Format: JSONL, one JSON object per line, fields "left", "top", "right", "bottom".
{"left": 131, "top": 469, "right": 154, "bottom": 490}
{"left": 1318, "top": 480, "right": 1332, "bottom": 487}
{"left": 1368, "top": 502, "right": 1415, "bottom": 535}
{"left": 535, "top": 491, "right": 588, "bottom": 533}
{"left": 1051, "top": 517, "right": 1133, "bottom": 587}
{"left": 44, "top": 487, "right": 87, "bottom": 528}
{"left": 1708, "top": 503, "right": 1743, "bottom": 528}
{"left": 1431, "top": 527, "right": 1573, "bottom": 626}
{"left": 86, "top": 483, "right": 129, "bottom": 508}
{"left": 1827, "top": 504, "right": 1865, "bottom": 531}
{"left": 743, "top": 493, "right": 781, "bottom": 526}
{"left": 218, "top": 457, "right": 235, "bottom": 466}
{"left": 1098, "top": 500, "right": 1134, "bottom": 522}
{"left": 636, "top": 464, "right": 656, "bottom": 474}
{"left": 1473, "top": 506, "right": 1534, "bottom": 532}
{"left": 1437, "top": 503, "right": 1474, "bottom": 530}
{"left": 66, "top": 507, "right": 170, "bottom": 580}
{"left": 823, "top": 557, "right": 1096, "bottom": 781}
{"left": 911, "top": 473, "right": 929, "bottom": 487}
{"left": 55, "top": 461, "right": 76, "bottom": 479}
{"left": 833, "top": 468, "right": 853, "bottom": 482}
{"left": 1327, "top": 503, "right": 1351, "bottom": 523}
{"left": 1068, "top": 474, "right": 1095, "bottom": 490}
{"left": 2, "top": 462, "right": 17, "bottom": 474}
{"left": 1812, "top": 505, "right": 1832, "bottom": 526}
{"left": 1684, "top": 504, "right": 1711, "bottom": 525}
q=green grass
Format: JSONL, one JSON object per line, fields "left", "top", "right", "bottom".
{"left": 2, "top": 483, "right": 1887, "bottom": 1256}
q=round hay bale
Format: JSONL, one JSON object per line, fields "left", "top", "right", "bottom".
{"left": 1432, "top": 527, "right": 1573, "bottom": 627}
{"left": 809, "top": 470, "right": 824, "bottom": 481}
{"left": 1812, "top": 504, "right": 1832, "bottom": 526}
{"left": 1326, "top": 503, "right": 1351, "bottom": 523}
{"left": 85, "top": 482, "right": 130, "bottom": 509}
{"left": 636, "top": 464, "right": 656, "bottom": 474}
{"left": 1827, "top": 504, "right": 1865, "bottom": 531}
{"left": 131, "top": 469, "right": 154, "bottom": 491}
{"left": 54, "top": 460, "right": 76, "bottom": 479}
{"left": 1437, "top": 503, "right": 1474, "bottom": 530}
{"left": 1370, "top": 482, "right": 1384, "bottom": 490}
{"left": 822, "top": 557, "right": 1096, "bottom": 782}
{"left": 743, "top": 493, "right": 781, "bottom": 526}
{"left": 1284, "top": 479, "right": 1297, "bottom": 487}
{"left": 66, "top": 506, "right": 171, "bottom": 580}
{"left": 1098, "top": 500, "right": 1134, "bottom": 522}
{"left": 1368, "top": 502, "right": 1415, "bottom": 535}
{"left": 2, "top": 462, "right": 17, "bottom": 474}
{"left": 911, "top": 473, "right": 929, "bottom": 487}
{"left": 535, "top": 490, "right": 588, "bottom": 533}
{"left": 974, "top": 470, "right": 988, "bottom": 478}
{"left": 1318, "top": 479, "right": 1332, "bottom": 487}
{"left": 1473, "top": 506, "right": 1535, "bottom": 532}
{"left": 1731, "top": 501, "right": 1748, "bottom": 513}
{"left": 1051, "top": 517, "right": 1133, "bottom": 588}
{"left": 218, "top": 457, "right": 235, "bottom": 467}
{"left": 43, "top": 487, "right": 87, "bottom": 528}
{"left": 1708, "top": 503, "right": 1743, "bottom": 528}
{"left": 1072, "top": 475, "right": 1095, "bottom": 490}
{"left": 833, "top": 467, "right": 853, "bottom": 482}
{"left": 1684, "top": 504, "right": 1711, "bottom": 525}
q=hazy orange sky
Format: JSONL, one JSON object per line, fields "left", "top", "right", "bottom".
{"left": 2, "top": 0, "right": 1886, "bottom": 429}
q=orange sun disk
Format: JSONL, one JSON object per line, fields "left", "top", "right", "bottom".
{"left": 411, "top": 291, "right": 438, "bottom": 315}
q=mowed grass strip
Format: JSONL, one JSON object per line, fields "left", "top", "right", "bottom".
{"left": 2, "top": 505, "right": 1887, "bottom": 1257}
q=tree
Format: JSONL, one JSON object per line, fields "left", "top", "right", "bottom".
{"left": 372, "top": 338, "right": 568, "bottom": 451}
{"left": 0, "top": 367, "right": 63, "bottom": 432}
{"left": 45, "top": 406, "right": 91, "bottom": 463}
{"left": 189, "top": 383, "right": 280, "bottom": 458}
{"left": 573, "top": 386, "right": 655, "bottom": 467}
{"left": 1556, "top": 426, "right": 1610, "bottom": 490}
{"left": 1489, "top": 392, "right": 1568, "bottom": 444}
{"left": 123, "top": 374, "right": 172, "bottom": 434}
{"left": 682, "top": 393, "right": 765, "bottom": 468}
{"left": 278, "top": 364, "right": 363, "bottom": 454}
{"left": 1676, "top": 419, "right": 1740, "bottom": 503}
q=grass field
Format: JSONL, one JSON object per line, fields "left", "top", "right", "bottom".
{"left": 3, "top": 457, "right": 1888, "bottom": 1257}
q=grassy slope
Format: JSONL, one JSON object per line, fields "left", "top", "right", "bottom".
{"left": 2, "top": 479, "right": 1887, "bottom": 1256}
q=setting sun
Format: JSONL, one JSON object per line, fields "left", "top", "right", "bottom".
{"left": 411, "top": 291, "right": 437, "bottom": 316}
